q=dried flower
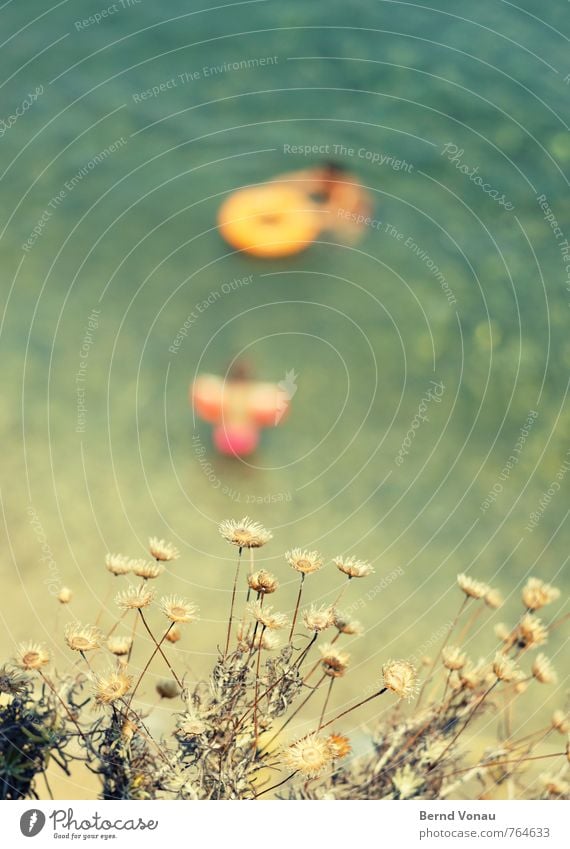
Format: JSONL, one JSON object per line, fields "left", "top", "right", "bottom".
{"left": 219, "top": 517, "right": 272, "bottom": 549}
{"left": 319, "top": 644, "right": 350, "bottom": 678}
{"left": 333, "top": 611, "right": 363, "bottom": 636}
{"left": 94, "top": 668, "right": 133, "bottom": 705}
{"left": 531, "top": 654, "right": 557, "bottom": 685}
{"left": 333, "top": 556, "right": 374, "bottom": 579}
{"left": 382, "top": 660, "right": 418, "bottom": 700}
{"left": 327, "top": 733, "right": 351, "bottom": 759}
{"left": 149, "top": 537, "right": 180, "bottom": 562}
{"left": 178, "top": 716, "right": 207, "bottom": 737}
{"left": 165, "top": 626, "right": 182, "bottom": 644}
{"left": 303, "top": 604, "right": 335, "bottom": 633}
{"left": 15, "top": 642, "right": 50, "bottom": 671}
{"left": 522, "top": 577, "right": 560, "bottom": 611}
{"left": 131, "top": 559, "right": 164, "bottom": 580}
{"left": 492, "top": 653, "right": 522, "bottom": 683}
{"left": 237, "top": 624, "right": 281, "bottom": 651}
{"left": 457, "top": 573, "right": 489, "bottom": 599}
{"left": 160, "top": 595, "right": 199, "bottom": 624}
{"left": 392, "top": 764, "right": 424, "bottom": 799}
{"left": 105, "top": 553, "right": 132, "bottom": 576}
{"left": 539, "top": 774, "right": 569, "bottom": 797}
{"left": 247, "top": 570, "right": 279, "bottom": 594}
{"left": 156, "top": 679, "right": 179, "bottom": 699}
{"left": 247, "top": 601, "right": 288, "bottom": 631}
{"left": 552, "top": 710, "right": 569, "bottom": 734}
{"left": 283, "top": 734, "right": 333, "bottom": 777}
{"left": 115, "top": 584, "right": 155, "bottom": 610}
{"left": 64, "top": 623, "right": 101, "bottom": 653}
{"left": 285, "top": 548, "right": 323, "bottom": 575}
{"left": 442, "top": 646, "right": 466, "bottom": 671}
{"left": 494, "top": 623, "right": 511, "bottom": 642}
{"left": 107, "top": 636, "right": 133, "bottom": 657}
{"left": 485, "top": 588, "right": 503, "bottom": 609}
{"left": 460, "top": 659, "right": 492, "bottom": 690}
{"left": 516, "top": 613, "right": 548, "bottom": 649}
{"left": 57, "top": 586, "right": 72, "bottom": 604}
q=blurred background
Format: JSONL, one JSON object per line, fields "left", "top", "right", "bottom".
{"left": 0, "top": 0, "right": 568, "bottom": 797}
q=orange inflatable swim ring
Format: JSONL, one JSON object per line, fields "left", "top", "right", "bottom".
{"left": 217, "top": 184, "right": 321, "bottom": 258}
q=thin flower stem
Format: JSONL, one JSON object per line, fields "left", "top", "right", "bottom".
{"left": 440, "top": 751, "right": 565, "bottom": 782}
{"left": 95, "top": 584, "right": 113, "bottom": 627}
{"left": 429, "top": 679, "right": 499, "bottom": 771}
{"left": 139, "top": 610, "right": 183, "bottom": 688}
{"left": 317, "top": 677, "right": 335, "bottom": 731}
{"left": 225, "top": 548, "right": 242, "bottom": 657}
{"left": 289, "top": 574, "right": 305, "bottom": 641}
{"left": 105, "top": 609, "right": 128, "bottom": 639}
{"left": 258, "top": 674, "right": 327, "bottom": 755}
{"left": 128, "top": 622, "right": 175, "bottom": 707}
{"left": 303, "top": 631, "right": 339, "bottom": 682}
{"left": 255, "top": 770, "right": 299, "bottom": 798}
{"left": 318, "top": 687, "right": 387, "bottom": 732}
{"left": 38, "top": 671, "right": 89, "bottom": 746}
{"left": 253, "top": 626, "right": 266, "bottom": 750}
{"left": 416, "top": 596, "right": 469, "bottom": 709}
{"left": 127, "top": 608, "right": 139, "bottom": 663}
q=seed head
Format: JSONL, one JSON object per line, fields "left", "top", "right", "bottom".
{"left": 516, "top": 613, "right": 548, "bottom": 648}
{"left": 492, "top": 653, "right": 522, "bottom": 683}
{"left": 247, "top": 601, "right": 288, "bottom": 630}
{"left": 333, "top": 556, "right": 374, "bottom": 579}
{"left": 531, "top": 654, "right": 557, "bottom": 685}
{"left": 283, "top": 734, "right": 333, "bottom": 777}
{"left": 392, "top": 764, "right": 424, "bottom": 799}
{"left": 165, "top": 626, "right": 182, "bottom": 644}
{"left": 303, "top": 604, "right": 335, "bottom": 633}
{"left": 15, "top": 642, "right": 50, "bottom": 671}
{"left": 494, "top": 622, "right": 511, "bottom": 642}
{"left": 333, "top": 611, "right": 364, "bottom": 636}
{"left": 237, "top": 624, "right": 281, "bottom": 651}
{"left": 247, "top": 570, "right": 279, "bottom": 594}
{"left": 94, "top": 668, "right": 133, "bottom": 705}
{"left": 107, "top": 636, "right": 133, "bottom": 657}
{"left": 115, "top": 584, "right": 155, "bottom": 610}
{"left": 522, "top": 577, "right": 560, "bottom": 611}
{"left": 156, "top": 679, "right": 179, "bottom": 699}
{"left": 57, "top": 586, "right": 72, "bottom": 604}
{"left": 327, "top": 733, "right": 351, "bottom": 759}
{"left": 457, "top": 573, "right": 489, "bottom": 599}
{"left": 460, "top": 659, "right": 492, "bottom": 690}
{"left": 285, "top": 548, "right": 323, "bottom": 575}
{"left": 382, "top": 660, "right": 418, "bottom": 700}
{"left": 442, "top": 646, "right": 466, "bottom": 671}
{"left": 131, "top": 559, "right": 164, "bottom": 580}
{"left": 319, "top": 643, "right": 350, "bottom": 677}
{"left": 484, "top": 588, "right": 503, "bottom": 609}
{"left": 160, "top": 595, "right": 199, "bottom": 624}
{"left": 149, "top": 537, "right": 180, "bottom": 562}
{"left": 64, "top": 623, "right": 101, "bottom": 653}
{"left": 219, "top": 517, "right": 272, "bottom": 549}
{"left": 552, "top": 710, "right": 569, "bottom": 734}
{"left": 105, "top": 553, "right": 132, "bottom": 576}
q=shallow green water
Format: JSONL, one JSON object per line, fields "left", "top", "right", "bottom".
{"left": 1, "top": 1, "right": 568, "bottom": 721}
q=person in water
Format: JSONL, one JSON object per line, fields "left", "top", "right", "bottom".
{"left": 190, "top": 361, "right": 296, "bottom": 457}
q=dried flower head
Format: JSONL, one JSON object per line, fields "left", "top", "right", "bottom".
{"left": 64, "top": 623, "right": 101, "bottom": 653}
{"left": 283, "top": 734, "right": 333, "bottom": 777}
{"left": 165, "top": 626, "right": 182, "bottom": 644}
{"left": 392, "top": 764, "right": 424, "bottom": 799}
{"left": 115, "top": 583, "right": 155, "bottom": 610}
{"left": 333, "top": 611, "right": 364, "bottom": 636}
{"left": 460, "top": 659, "right": 492, "bottom": 690}
{"left": 319, "top": 643, "right": 350, "bottom": 678}
{"left": 106, "top": 635, "right": 133, "bottom": 657}
{"left": 552, "top": 710, "right": 570, "bottom": 734}
{"left": 131, "top": 559, "right": 164, "bottom": 580}
{"left": 327, "top": 733, "right": 351, "bottom": 759}
{"left": 105, "top": 553, "right": 132, "bottom": 576}
{"left": 15, "top": 642, "right": 50, "bottom": 671}
{"left": 522, "top": 577, "right": 560, "bottom": 611}
{"left": 442, "top": 646, "right": 467, "bottom": 671}
{"left": 247, "top": 570, "right": 279, "bottom": 594}
{"left": 492, "top": 653, "right": 522, "bottom": 683}
{"left": 160, "top": 595, "right": 199, "bottom": 624}
{"left": 178, "top": 716, "right": 207, "bottom": 737}
{"left": 219, "top": 517, "right": 272, "bottom": 549}
{"left": 333, "top": 555, "right": 374, "bottom": 579}
{"left": 149, "top": 537, "right": 180, "bottom": 562}
{"left": 494, "top": 622, "right": 511, "bottom": 642}
{"left": 531, "top": 654, "right": 557, "bottom": 685}
{"left": 94, "top": 668, "right": 133, "bottom": 705}
{"left": 457, "top": 573, "right": 489, "bottom": 599}
{"left": 382, "top": 660, "right": 418, "bottom": 700}
{"left": 57, "top": 586, "right": 72, "bottom": 604}
{"left": 484, "top": 588, "right": 503, "bottom": 609}
{"left": 516, "top": 613, "right": 548, "bottom": 649}
{"left": 303, "top": 604, "right": 335, "bottom": 633}
{"left": 237, "top": 624, "right": 281, "bottom": 651}
{"left": 539, "top": 774, "right": 569, "bottom": 797}
{"left": 247, "top": 601, "right": 288, "bottom": 631}
{"left": 285, "top": 548, "right": 323, "bottom": 575}
{"left": 156, "top": 679, "right": 179, "bottom": 699}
